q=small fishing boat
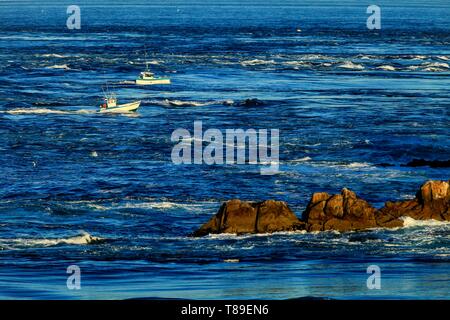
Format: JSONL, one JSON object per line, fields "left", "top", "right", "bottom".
{"left": 98, "top": 92, "right": 141, "bottom": 113}
{"left": 136, "top": 71, "right": 171, "bottom": 85}
{"left": 135, "top": 53, "right": 171, "bottom": 85}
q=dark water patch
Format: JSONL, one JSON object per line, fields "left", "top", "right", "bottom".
{"left": 235, "top": 98, "right": 266, "bottom": 107}
{"left": 403, "top": 159, "right": 450, "bottom": 168}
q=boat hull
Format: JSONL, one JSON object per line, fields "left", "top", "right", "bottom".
{"left": 136, "top": 78, "right": 171, "bottom": 85}
{"left": 98, "top": 101, "right": 141, "bottom": 113}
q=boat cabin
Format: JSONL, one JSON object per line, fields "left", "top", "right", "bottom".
{"left": 140, "top": 71, "right": 155, "bottom": 80}
{"left": 101, "top": 96, "right": 117, "bottom": 109}
{"left": 106, "top": 97, "right": 117, "bottom": 108}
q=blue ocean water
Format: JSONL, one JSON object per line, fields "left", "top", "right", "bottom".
{"left": 0, "top": 0, "right": 449, "bottom": 299}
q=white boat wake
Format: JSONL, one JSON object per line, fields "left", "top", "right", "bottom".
{"left": 2, "top": 108, "right": 96, "bottom": 115}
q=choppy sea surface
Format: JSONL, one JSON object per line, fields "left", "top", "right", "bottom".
{"left": 0, "top": 0, "right": 449, "bottom": 299}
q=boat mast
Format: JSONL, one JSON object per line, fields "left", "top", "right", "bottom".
{"left": 144, "top": 50, "right": 149, "bottom": 73}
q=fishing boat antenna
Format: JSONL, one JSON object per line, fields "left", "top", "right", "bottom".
{"left": 102, "top": 81, "right": 116, "bottom": 100}
{"left": 144, "top": 50, "right": 149, "bottom": 73}
{"left": 101, "top": 85, "right": 107, "bottom": 99}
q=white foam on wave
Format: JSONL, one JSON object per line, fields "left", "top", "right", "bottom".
{"left": 146, "top": 99, "right": 233, "bottom": 107}
{"left": 129, "top": 60, "right": 162, "bottom": 65}
{"left": 39, "top": 53, "right": 67, "bottom": 58}
{"left": 346, "top": 162, "right": 372, "bottom": 168}
{"left": 315, "top": 161, "right": 373, "bottom": 169}
{"left": 422, "top": 67, "right": 448, "bottom": 72}
{"left": 206, "top": 230, "right": 307, "bottom": 240}
{"left": 46, "top": 64, "right": 71, "bottom": 70}
{"left": 422, "top": 62, "right": 449, "bottom": 68}
{"left": 87, "top": 204, "right": 108, "bottom": 211}
{"left": 147, "top": 202, "right": 183, "bottom": 209}
{"left": 298, "top": 54, "right": 332, "bottom": 60}
{"left": 290, "top": 156, "right": 312, "bottom": 162}
{"left": 410, "top": 55, "right": 427, "bottom": 60}
{"left": 166, "top": 99, "right": 213, "bottom": 107}
{"left": 0, "top": 232, "right": 103, "bottom": 248}
{"left": 3, "top": 108, "right": 95, "bottom": 115}
{"left": 401, "top": 217, "right": 450, "bottom": 228}
{"left": 408, "top": 62, "right": 450, "bottom": 72}
{"left": 283, "top": 61, "right": 312, "bottom": 67}
{"left": 4, "top": 108, "right": 70, "bottom": 115}
{"left": 305, "top": 142, "right": 322, "bottom": 147}
{"left": 358, "top": 55, "right": 375, "bottom": 60}
{"left": 338, "top": 61, "right": 365, "bottom": 70}
{"left": 117, "top": 201, "right": 207, "bottom": 211}
{"left": 128, "top": 201, "right": 188, "bottom": 209}
{"left": 240, "top": 59, "right": 275, "bottom": 66}
{"left": 377, "top": 65, "right": 396, "bottom": 71}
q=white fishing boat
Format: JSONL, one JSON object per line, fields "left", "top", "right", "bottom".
{"left": 98, "top": 92, "right": 141, "bottom": 113}
{"left": 136, "top": 71, "right": 171, "bottom": 85}
{"left": 135, "top": 53, "right": 171, "bottom": 85}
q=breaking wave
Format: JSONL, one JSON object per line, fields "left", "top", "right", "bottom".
{"left": 119, "top": 201, "right": 205, "bottom": 210}
{"left": 337, "top": 61, "right": 365, "bottom": 70}
{"left": 306, "top": 161, "right": 374, "bottom": 169}
{"left": 145, "top": 99, "right": 234, "bottom": 107}
{"left": 46, "top": 64, "right": 71, "bottom": 70}
{"left": 283, "top": 61, "right": 314, "bottom": 68}
{"left": 240, "top": 59, "right": 275, "bottom": 66}
{"left": 205, "top": 230, "right": 308, "bottom": 240}
{"left": 401, "top": 217, "right": 450, "bottom": 228}
{"left": 407, "top": 62, "right": 449, "bottom": 72}
{"left": 290, "top": 157, "right": 312, "bottom": 162}
{"left": 377, "top": 65, "right": 396, "bottom": 71}
{"left": 38, "top": 53, "right": 67, "bottom": 58}
{"left": 0, "top": 232, "right": 104, "bottom": 249}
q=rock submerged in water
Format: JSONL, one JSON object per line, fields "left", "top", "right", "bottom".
{"left": 191, "top": 199, "right": 305, "bottom": 237}
{"left": 192, "top": 180, "right": 449, "bottom": 236}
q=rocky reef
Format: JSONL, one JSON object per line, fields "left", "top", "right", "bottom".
{"left": 379, "top": 180, "right": 449, "bottom": 221}
{"left": 192, "top": 180, "right": 449, "bottom": 236}
{"left": 192, "top": 200, "right": 304, "bottom": 237}
{"left": 301, "top": 188, "right": 402, "bottom": 231}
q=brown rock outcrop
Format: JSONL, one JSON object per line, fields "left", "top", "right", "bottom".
{"left": 192, "top": 199, "right": 305, "bottom": 237}
{"left": 302, "top": 188, "right": 386, "bottom": 231}
{"left": 379, "top": 180, "right": 450, "bottom": 221}
{"left": 192, "top": 180, "right": 449, "bottom": 236}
